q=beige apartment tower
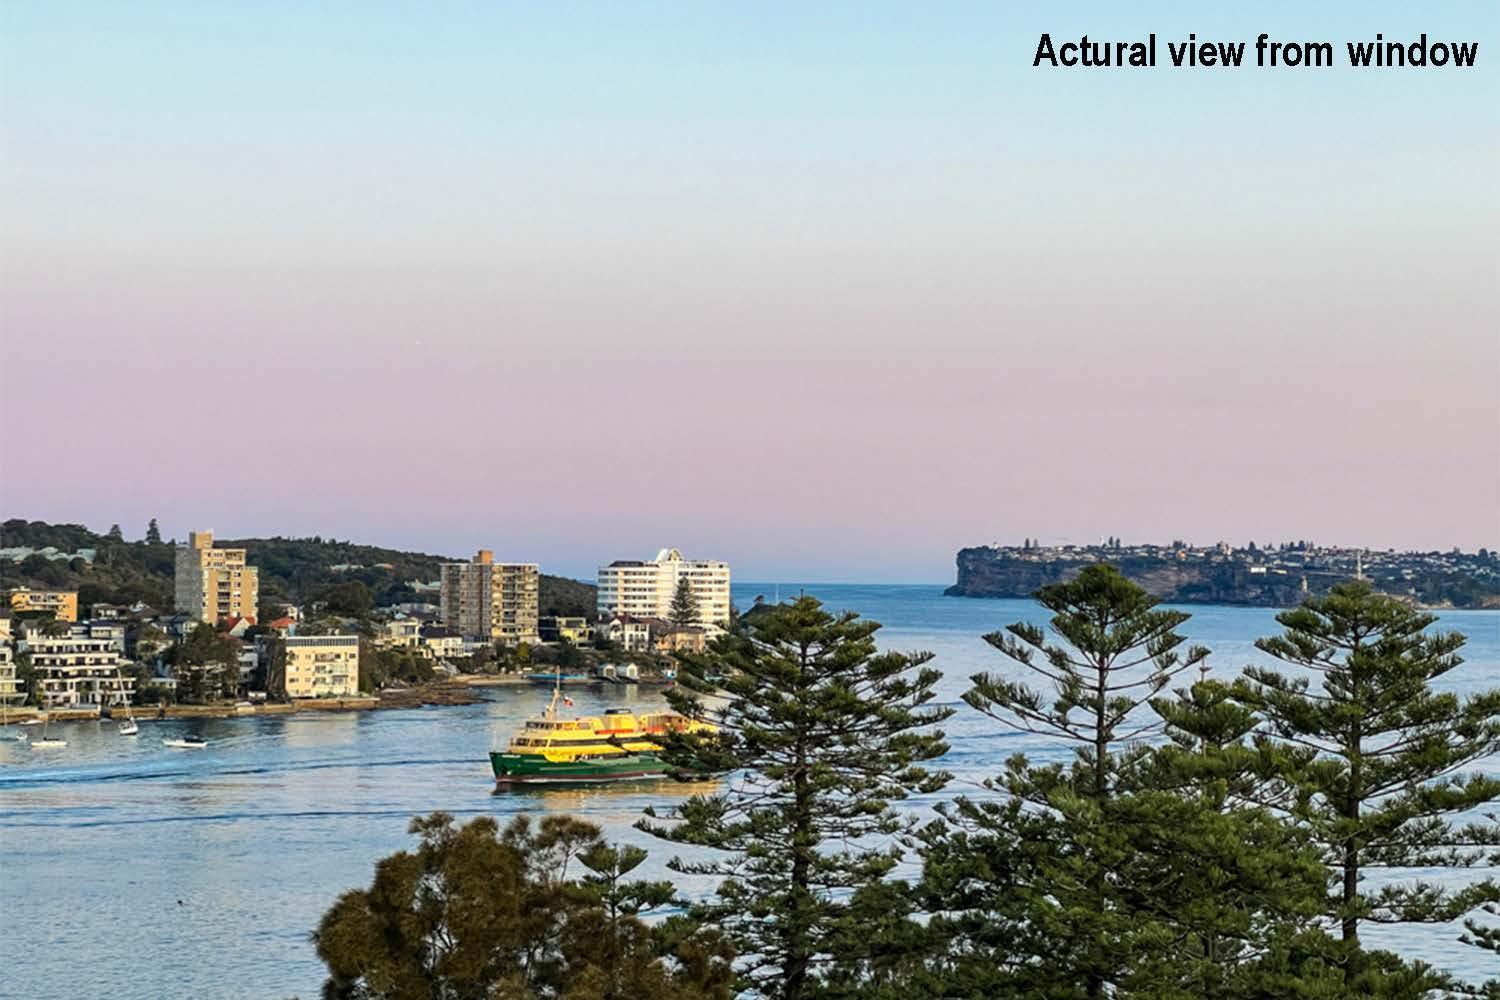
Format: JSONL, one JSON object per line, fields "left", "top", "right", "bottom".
{"left": 439, "top": 550, "right": 540, "bottom": 645}
{"left": 174, "top": 530, "right": 260, "bottom": 624}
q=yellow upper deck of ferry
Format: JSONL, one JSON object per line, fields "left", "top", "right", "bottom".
{"left": 503, "top": 708, "right": 714, "bottom": 761}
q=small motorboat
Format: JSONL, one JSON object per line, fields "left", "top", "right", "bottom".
{"left": 19, "top": 718, "right": 42, "bottom": 727}
{"left": 163, "top": 735, "right": 207, "bottom": 749}
{"left": 118, "top": 719, "right": 139, "bottom": 736}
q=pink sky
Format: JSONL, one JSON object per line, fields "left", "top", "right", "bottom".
{"left": 2, "top": 4, "right": 1496, "bottom": 581}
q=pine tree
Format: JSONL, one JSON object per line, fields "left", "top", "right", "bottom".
{"left": 145, "top": 518, "right": 162, "bottom": 545}
{"left": 1237, "top": 581, "right": 1500, "bottom": 970}
{"left": 668, "top": 578, "right": 701, "bottom": 628}
{"left": 640, "top": 596, "right": 952, "bottom": 1000}
{"left": 923, "top": 564, "right": 1214, "bottom": 998}
{"left": 106, "top": 524, "right": 124, "bottom": 542}
{"left": 966, "top": 563, "right": 1208, "bottom": 810}
{"left": 1143, "top": 673, "right": 1335, "bottom": 995}
{"left": 569, "top": 842, "right": 734, "bottom": 1000}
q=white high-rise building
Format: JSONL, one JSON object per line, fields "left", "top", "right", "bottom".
{"left": 596, "top": 548, "right": 731, "bottom": 631}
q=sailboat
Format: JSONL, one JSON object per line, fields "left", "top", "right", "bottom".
{"left": 30, "top": 710, "right": 66, "bottom": 749}
{"left": 114, "top": 666, "right": 138, "bottom": 735}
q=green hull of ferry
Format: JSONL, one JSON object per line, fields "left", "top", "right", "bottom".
{"left": 490, "top": 750, "right": 672, "bottom": 785}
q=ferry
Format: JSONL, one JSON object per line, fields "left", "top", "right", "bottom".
{"left": 490, "top": 678, "right": 714, "bottom": 786}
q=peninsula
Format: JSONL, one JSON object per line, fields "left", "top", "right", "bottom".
{"left": 946, "top": 540, "right": 1500, "bottom": 609}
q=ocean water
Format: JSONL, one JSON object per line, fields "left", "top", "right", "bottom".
{"left": 1, "top": 584, "right": 1497, "bottom": 999}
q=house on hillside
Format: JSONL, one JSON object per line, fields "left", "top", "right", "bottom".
{"left": 596, "top": 613, "right": 653, "bottom": 653}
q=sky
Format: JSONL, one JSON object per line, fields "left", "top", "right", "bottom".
{"left": 2, "top": 2, "right": 1497, "bottom": 583}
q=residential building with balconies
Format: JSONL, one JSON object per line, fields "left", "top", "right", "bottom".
{"left": 597, "top": 548, "right": 731, "bottom": 632}
{"left": 377, "top": 617, "right": 424, "bottom": 649}
{"left": 8, "top": 587, "right": 79, "bottom": 622}
{"left": 596, "top": 613, "right": 655, "bottom": 653}
{"left": 0, "top": 644, "right": 18, "bottom": 706}
{"left": 283, "top": 634, "right": 360, "bottom": 698}
{"left": 174, "top": 530, "right": 259, "bottom": 625}
{"left": 19, "top": 625, "right": 135, "bottom": 709}
{"left": 439, "top": 550, "right": 540, "bottom": 646}
{"left": 539, "top": 616, "right": 592, "bottom": 644}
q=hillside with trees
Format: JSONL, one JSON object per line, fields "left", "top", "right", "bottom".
{"left": 0, "top": 518, "right": 597, "bottom": 618}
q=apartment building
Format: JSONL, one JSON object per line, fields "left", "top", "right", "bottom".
{"left": 539, "top": 616, "right": 592, "bottom": 645}
{"left": 20, "top": 626, "right": 135, "bottom": 709}
{"left": 174, "top": 530, "right": 259, "bottom": 625}
{"left": 8, "top": 587, "right": 79, "bottom": 622}
{"left": 377, "top": 617, "right": 423, "bottom": 649}
{"left": 419, "top": 625, "right": 465, "bottom": 661}
{"left": 597, "top": 613, "right": 654, "bottom": 653}
{"left": 0, "top": 644, "right": 18, "bottom": 705}
{"left": 439, "top": 550, "right": 540, "bottom": 645}
{"left": 283, "top": 634, "right": 360, "bottom": 698}
{"left": 597, "top": 548, "right": 731, "bottom": 631}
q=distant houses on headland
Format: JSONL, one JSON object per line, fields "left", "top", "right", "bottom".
{"left": 948, "top": 539, "right": 1499, "bottom": 609}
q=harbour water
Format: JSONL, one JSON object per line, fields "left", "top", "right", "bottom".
{"left": 2, "top": 584, "right": 1497, "bottom": 999}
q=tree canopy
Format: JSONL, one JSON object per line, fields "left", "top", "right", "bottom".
{"left": 315, "top": 812, "right": 732, "bottom": 1000}
{"left": 1236, "top": 581, "right": 1500, "bottom": 966}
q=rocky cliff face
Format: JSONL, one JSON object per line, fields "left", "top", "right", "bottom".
{"left": 946, "top": 548, "right": 1325, "bottom": 607}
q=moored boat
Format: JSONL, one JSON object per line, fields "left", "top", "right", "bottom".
{"left": 524, "top": 671, "right": 595, "bottom": 686}
{"left": 114, "top": 665, "right": 137, "bottom": 735}
{"left": 490, "top": 675, "right": 713, "bottom": 786}
{"left": 29, "top": 712, "right": 65, "bottom": 748}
